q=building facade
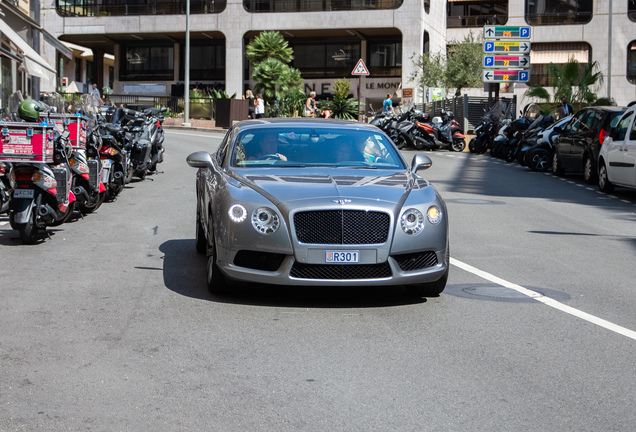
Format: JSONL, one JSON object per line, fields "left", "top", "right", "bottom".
{"left": 26, "top": 0, "right": 636, "bottom": 108}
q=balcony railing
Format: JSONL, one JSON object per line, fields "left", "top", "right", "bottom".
{"left": 525, "top": 12, "right": 593, "bottom": 26}
{"left": 447, "top": 15, "right": 506, "bottom": 28}
{"left": 243, "top": 0, "right": 402, "bottom": 13}
{"left": 56, "top": 0, "right": 226, "bottom": 17}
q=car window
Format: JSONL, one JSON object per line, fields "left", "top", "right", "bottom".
{"left": 615, "top": 113, "right": 634, "bottom": 141}
{"left": 586, "top": 110, "right": 603, "bottom": 132}
{"left": 607, "top": 112, "right": 625, "bottom": 130}
{"left": 231, "top": 127, "right": 404, "bottom": 169}
{"left": 216, "top": 128, "right": 233, "bottom": 165}
{"left": 566, "top": 111, "right": 587, "bottom": 133}
{"left": 631, "top": 115, "right": 636, "bottom": 141}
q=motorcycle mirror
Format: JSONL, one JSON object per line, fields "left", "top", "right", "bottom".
{"left": 61, "top": 129, "right": 70, "bottom": 139}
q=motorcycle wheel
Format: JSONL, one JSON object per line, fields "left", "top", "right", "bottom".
{"left": 412, "top": 136, "right": 426, "bottom": 150}
{"left": 15, "top": 211, "right": 39, "bottom": 245}
{"left": 124, "top": 162, "right": 134, "bottom": 184}
{"left": 451, "top": 139, "right": 466, "bottom": 152}
{"left": 528, "top": 149, "right": 551, "bottom": 172}
{"left": 395, "top": 134, "right": 408, "bottom": 150}
{"left": 49, "top": 201, "right": 76, "bottom": 227}
{"left": 79, "top": 191, "right": 106, "bottom": 214}
{"left": 468, "top": 138, "right": 477, "bottom": 153}
{"left": 504, "top": 146, "right": 517, "bottom": 163}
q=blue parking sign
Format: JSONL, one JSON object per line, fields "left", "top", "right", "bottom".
{"left": 485, "top": 42, "right": 494, "bottom": 52}
{"left": 519, "top": 71, "right": 529, "bottom": 82}
{"left": 484, "top": 56, "right": 494, "bottom": 67}
{"left": 520, "top": 27, "right": 530, "bottom": 38}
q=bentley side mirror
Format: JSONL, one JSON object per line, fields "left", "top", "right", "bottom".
{"left": 411, "top": 154, "right": 432, "bottom": 173}
{"left": 186, "top": 151, "right": 214, "bottom": 169}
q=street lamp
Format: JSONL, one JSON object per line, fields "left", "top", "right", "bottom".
{"left": 182, "top": 0, "right": 191, "bottom": 127}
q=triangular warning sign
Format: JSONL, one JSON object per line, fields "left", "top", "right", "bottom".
{"left": 351, "top": 59, "right": 370, "bottom": 76}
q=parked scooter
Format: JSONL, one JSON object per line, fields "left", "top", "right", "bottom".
{"left": 0, "top": 162, "right": 12, "bottom": 214}
{"left": 469, "top": 110, "right": 504, "bottom": 154}
{"left": 417, "top": 110, "right": 466, "bottom": 152}
{"left": 7, "top": 98, "right": 76, "bottom": 243}
{"left": 523, "top": 115, "right": 573, "bottom": 172}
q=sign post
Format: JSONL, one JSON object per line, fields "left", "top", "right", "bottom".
{"left": 482, "top": 25, "right": 531, "bottom": 110}
{"left": 351, "top": 58, "right": 370, "bottom": 122}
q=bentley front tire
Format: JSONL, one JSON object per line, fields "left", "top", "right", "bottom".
{"left": 407, "top": 268, "right": 449, "bottom": 297}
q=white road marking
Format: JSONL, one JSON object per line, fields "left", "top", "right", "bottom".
{"left": 451, "top": 257, "right": 636, "bottom": 341}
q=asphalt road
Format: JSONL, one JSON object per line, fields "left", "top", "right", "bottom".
{"left": 1, "top": 128, "right": 635, "bottom": 431}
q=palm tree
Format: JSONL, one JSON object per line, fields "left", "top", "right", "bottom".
{"left": 525, "top": 59, "right": 614, "bottom": 113}
{"left": 245, "top": 31, "right": 293, "bottom": 66}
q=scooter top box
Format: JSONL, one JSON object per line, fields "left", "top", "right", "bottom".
{"left": 40, "top": 113, "right": 87, "bottom": 149}
{"left": 0, "top": 122, "right": 56, "bottom": 163}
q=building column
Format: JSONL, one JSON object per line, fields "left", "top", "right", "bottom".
{"left": 93, "top": 48, "right": 105, "bottom": 90}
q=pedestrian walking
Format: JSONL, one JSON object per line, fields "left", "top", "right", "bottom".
{"left": 255, "top": 93, "right": 265, "bottom": 118}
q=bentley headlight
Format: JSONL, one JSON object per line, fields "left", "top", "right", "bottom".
{"left": 400, "top": 208, "right": 424, "bottom": 235}
{"left": 228, "top": 204, "right": 248, "bottom": 223}
{"left": 251, "top": 207, "right": 280, "bottom": 234}
{"left": 427, "top": 206, "right": 443, "bottom": 225}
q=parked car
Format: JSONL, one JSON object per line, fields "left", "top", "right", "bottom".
{"left": 597, "top": 104, "right": 636, "bottom": 192}
{"left": 552, "top": 106, "right": 627, "bottom": 183}
{"left": 186, "top": 118, "right": 450, "bottom": 297}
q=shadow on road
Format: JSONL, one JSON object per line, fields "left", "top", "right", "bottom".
{"left": 159, "top": 238, "right": 429, "bottom": 309}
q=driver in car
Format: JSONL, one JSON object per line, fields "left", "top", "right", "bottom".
{"left": 248, "top": 132, "right": 287, "bottom": 161}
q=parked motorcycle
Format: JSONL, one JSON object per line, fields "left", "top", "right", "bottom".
{"left": 469, "top": 110, "right": 503, "bottom": 154}
{"left": 523, "top": 115, "right": 573, "bottom": 172}
{"left": 418, "top": 110, "right": 466, "bottom": 152}
{"left": 0, "top": 162, "right": 12, "bottom": 214}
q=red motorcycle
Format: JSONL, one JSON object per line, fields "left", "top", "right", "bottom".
{"left": 417, "top": 111, "right": 466, "bottom": 152}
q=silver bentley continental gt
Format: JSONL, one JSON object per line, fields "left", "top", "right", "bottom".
{"left": 186, "top": 119, "right": 449, "bottom": 296}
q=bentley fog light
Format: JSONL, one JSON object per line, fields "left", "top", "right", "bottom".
{"left": 427, "top": 206, "right": 443, "bottom": 225}
{"left": 251, "top": 207, "right": 280, "bottom": 234}
{"left": 400, "top": 208, "right": 424, "bottom": 235}
{"left": 228, "top": 204, "right": 248, "bottom": 223}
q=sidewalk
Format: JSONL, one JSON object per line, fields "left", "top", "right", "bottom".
{"left": 163, "top": 118, "right": 226, "bottom": 134}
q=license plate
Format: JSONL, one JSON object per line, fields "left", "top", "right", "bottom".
{"left": 326, "top": 250, "right": 359, "bottom": 263}
{"left": 13, "top": 189, "right": 34, "bottom": 199}
{"left": 101, "top": 159, "right": 112, "bottom": 168}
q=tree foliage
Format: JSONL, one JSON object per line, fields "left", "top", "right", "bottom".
{"left": 323, "top": 79, "right": 359, "bottom": 120}
{"left": 525, "top": 59, "right": 614, "bottom": 112}
{"left": 410, "top": 31, "right": 482, "bottom": 99}
{"left": 245, "top": 31, "right": 293, "bottom": 65}
{"left": 246, "top": 31, "right": 303, "bottom": 115}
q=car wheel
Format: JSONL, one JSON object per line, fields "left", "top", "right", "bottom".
{"left": 583, "top": 155, "right": 597, "bottom": 184}
{"left": 195, "top": 209, "right": 206, "bottom": 254}
{"left": 598, "top": 161, "right": 615, "bottom": 193}
{"left": 407, "top": 267, "right": 449, "bottom": 297}
{"left": 528, "top": 149, "right": 551, "bottom": 172}
{"left": 552, "top": 152, "right": 565, "bottom": 176}
{"left": 206, "top": 227, "right": 227, "bottom": 295}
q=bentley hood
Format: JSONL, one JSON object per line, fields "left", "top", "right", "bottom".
{"left": 236, "top": 168, "right": 433, "bottom": 207}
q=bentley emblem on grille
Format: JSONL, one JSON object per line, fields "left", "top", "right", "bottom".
{"left": 332, "top": 199, "right": 352, "bottom": 205}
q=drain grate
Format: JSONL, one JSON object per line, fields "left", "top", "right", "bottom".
{"left": 462, "top": 286, "right": 543, "bottom": 299}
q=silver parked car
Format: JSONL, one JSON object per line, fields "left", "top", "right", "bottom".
{"left": 186, "top": 119, "right": 449, "bottom": 296}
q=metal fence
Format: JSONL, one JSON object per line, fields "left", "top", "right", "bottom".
{"left": 420, "top": 95, "right": 517, "bottom": 133}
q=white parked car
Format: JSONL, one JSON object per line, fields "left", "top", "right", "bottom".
{"left": 598, "top": 105, "right": 636, "bottom": 192}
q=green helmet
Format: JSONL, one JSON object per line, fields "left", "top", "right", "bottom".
{"left": 18, "top": 99, "right": 43, "bottom": 122}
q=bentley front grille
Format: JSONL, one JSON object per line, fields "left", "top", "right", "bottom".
{"left": 290, "top": 262, "right": 392, "bottom": 280}
{"left": 294, "top": 210, "right": 390, "bottom": 245}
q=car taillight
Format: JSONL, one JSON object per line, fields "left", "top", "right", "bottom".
{"left": 599, "top": 129, "right": 609, "bottom": 145}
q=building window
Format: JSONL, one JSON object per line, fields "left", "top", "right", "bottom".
{"left": 447, "top": 0, "right": 507, "bottom": 28}
{"left": 630, "top": 0, "right": 636, "bottom": 22}
{"left": 628, "top": 41, "right": 636, "bottom": 84}
{"left": 423, "top": 31, "right": 429, "bottom": 54}
{"left": 75, "top": 59, "right": 82, "bottom": 82}
{"left": 56, "top": 0, "right": 226, "bottom": 17}
{"left": 528, "top": 42, "right": 591, "bottom": 86}
{"left": 108, "top": 66, "right": 114, "bottom": 87}
{"left": 368, "top": 39, "right": 401, "bottom": 77}
{"left": 525, "top": 0, "right": 593, "bottom": 25}
{"left": 243, "top": 0, "right": 403, "bottom": 13}
{"left": 292, "top": 41, "right": 360, "bottom": 79}
{"left": 179, "top": 42, "right": 226, "bottom": 81}
{"left": 86, "top": 60, "right": 94, "bottom": 85}
{"left": 120, "top": 44, "right": 174, "bottom": 81}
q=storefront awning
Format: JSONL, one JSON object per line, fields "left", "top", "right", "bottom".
{"left": 42, "top": 28, "right": 73, "bottom": 60}
{"left": 0, "top": 19, "right": 57, "bottom": 86}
